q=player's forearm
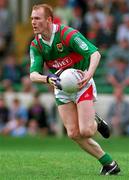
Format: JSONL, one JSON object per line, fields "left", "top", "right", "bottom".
{"left": 30, "top": 72, "right": 47, "bottom": 83}
{"left": 88, "top": 51, "right": 101, "bottom": 78}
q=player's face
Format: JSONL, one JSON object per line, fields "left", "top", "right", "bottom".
{"left": 31, "top": 8, "right": 48, "bottom": 34}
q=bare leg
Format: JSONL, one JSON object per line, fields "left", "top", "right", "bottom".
{"left": 58, "top": 102, "right": 105, "bottom": 159}
{"left": 75, "top": 137, "right": 105, "bottom": 159}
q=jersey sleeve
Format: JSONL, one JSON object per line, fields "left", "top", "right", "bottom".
{"left": 70, "top": 32, "right": 98, "bottom": 57}
{"left": 30, "top": 42, "right": 44, "bottom": 74}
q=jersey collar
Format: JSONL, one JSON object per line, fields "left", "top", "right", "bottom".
{"left": 38, "top": 24, "right": 58, "bottom": 46}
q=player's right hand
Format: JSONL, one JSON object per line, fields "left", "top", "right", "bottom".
{"left": 47, "top": 74, "right": 62, "bottom": 90}
{"left": 78, "top": 70, "right": 92, "bottom": 89}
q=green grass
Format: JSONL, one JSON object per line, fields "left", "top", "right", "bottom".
{"left": 0, "top": 136, "right": 128, "bottom": 180}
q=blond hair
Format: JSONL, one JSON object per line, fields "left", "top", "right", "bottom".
{"left": 32, "top": 4, "right": 54, "bottom": 21}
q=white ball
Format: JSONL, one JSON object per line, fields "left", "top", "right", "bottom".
{"left": 59, "top": 68, "right": 83, "bottom": 93}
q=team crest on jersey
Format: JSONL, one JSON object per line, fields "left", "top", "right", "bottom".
{"left": 56, "top": 43, "right": 63, "bottom": 52}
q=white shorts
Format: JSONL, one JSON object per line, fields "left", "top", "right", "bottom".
{"left": 54, "top": 78, "right": 97, "bottom": 105}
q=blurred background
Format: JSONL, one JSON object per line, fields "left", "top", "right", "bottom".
{"left": 0, "top": 0, "right": 129, "bottom": 138}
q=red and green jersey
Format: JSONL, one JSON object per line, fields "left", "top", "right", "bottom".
{"left": 30, "top": 24, "right": 98, "bottom": 74}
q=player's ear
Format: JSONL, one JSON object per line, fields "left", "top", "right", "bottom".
{"left": 47, "top": 16, "right": 52, "bottom": 23}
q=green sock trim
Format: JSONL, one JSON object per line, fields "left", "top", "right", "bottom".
{"left": 99, "top": 153, "right": 113, "bottom": 166}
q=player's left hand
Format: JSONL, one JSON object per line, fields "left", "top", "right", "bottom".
{"left": 47, "top": 74, "right": 62, "bottom": 90}
{"left": 78, "top": 70, "right": 92, "bottom": 89}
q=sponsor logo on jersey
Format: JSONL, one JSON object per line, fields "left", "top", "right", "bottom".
{"left": 74, "top": 37, "right": 88, "bottom": 51}
{"left": 56, "top": 43, "right": 63, "bottom": 52}
{"left": 46, "top": 52, "right": 83, "bottom": 69}
{"left": 47, "top": 57, "right": 72, "bottom": 69}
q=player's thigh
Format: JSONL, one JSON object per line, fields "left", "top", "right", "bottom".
{"left": 58, "top": 102, "right": 79, "bottom": 137}
{"left": 77, "top": 100, "right": 97, "bottom": 134}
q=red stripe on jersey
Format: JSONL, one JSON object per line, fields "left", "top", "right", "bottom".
{"left": 77, "top": 85, "right": 93, "bottom": 103}
{"left": 64, "top": 30, "right": 78, "bottom": 46}
{"left": 31, "top": 41, "right": 42, "bottom": 53}
{"left": 61, "top": 26, "right": 69, "bottom": 37}
{"left": 31, "top": 42, "right": 39, "bottom": 49}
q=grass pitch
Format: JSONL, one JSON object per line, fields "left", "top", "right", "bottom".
{"left": 0, "top": 135, "right": 128, "bottom": 180}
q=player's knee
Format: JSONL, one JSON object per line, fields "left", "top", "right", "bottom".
{"left": 67, "top": 129, "right": 80, "bottom": 140}
{"left": 80, "top": 123, "right": 97, "bottom": 138}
